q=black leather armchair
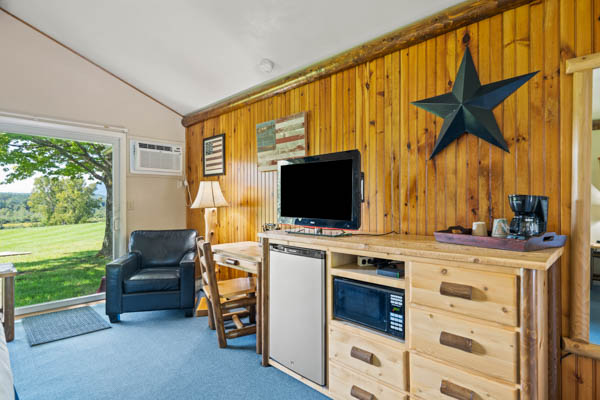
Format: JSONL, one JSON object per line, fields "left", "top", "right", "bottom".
{"left": 105, "top": 229, "right": 197, "bottom": 322}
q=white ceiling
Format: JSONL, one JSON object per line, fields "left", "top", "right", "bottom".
{"left": 0, "top": 0, "right": 463, "bottom": 116}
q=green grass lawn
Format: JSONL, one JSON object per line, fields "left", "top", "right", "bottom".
{"left": 0, "top": 222, "right": 108, "bottom": 307}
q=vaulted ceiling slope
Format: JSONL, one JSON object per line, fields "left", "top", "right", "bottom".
{"left": 0, "top": 0, "right": 464, "bottom": 116}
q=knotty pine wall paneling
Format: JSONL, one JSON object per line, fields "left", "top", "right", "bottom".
{"left": 186, "top": 0, "right": 600, "bottom": 396}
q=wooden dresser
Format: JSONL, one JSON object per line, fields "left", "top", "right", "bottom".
{"left": 258, "top": 232, "right": 563, "bottom": 400}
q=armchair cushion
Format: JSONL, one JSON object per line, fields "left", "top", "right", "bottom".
{"left": 124, "top": 268, "right": 180, "bottom": 294}
{"left": 129, "top": 230, "right": 197, "bottom": 267}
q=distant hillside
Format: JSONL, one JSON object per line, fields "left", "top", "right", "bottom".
{"left": 0, "top": 192, "right": 39, "bottom": 225}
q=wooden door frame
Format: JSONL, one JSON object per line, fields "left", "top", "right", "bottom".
{"left": 565, "top": 53, "right": 596, "bottom": 349}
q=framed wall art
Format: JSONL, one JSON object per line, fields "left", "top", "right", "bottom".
{"left": 203, "top": 133, "right": 225, "bottom": 176}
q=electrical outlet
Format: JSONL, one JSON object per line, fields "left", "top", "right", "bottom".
{"left": 357, "top": 256, "right": 376, "bottom": 266}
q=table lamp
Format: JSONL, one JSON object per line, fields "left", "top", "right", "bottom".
{"left": 191, "top": 181, "right": 228, "bottom": 244}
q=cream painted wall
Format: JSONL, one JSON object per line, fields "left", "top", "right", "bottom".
{"left": 591, "top": 130, "right": 600, "bottom": 243}
{"left": 0, "top": 11, "right": 186, "bottom": 242}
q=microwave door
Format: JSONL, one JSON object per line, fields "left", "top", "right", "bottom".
{"left": 334, "top": 280, "right": 388, "bottom": 331}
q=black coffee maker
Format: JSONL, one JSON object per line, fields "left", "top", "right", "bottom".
{"left": 507, "top": 195, "right": 548, "bottom": 239}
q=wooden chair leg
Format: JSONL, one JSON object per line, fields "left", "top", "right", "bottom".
{"left": 214, "top": 306, "right": 228, "bottom": 348}
{"left": 206, "top": 298, "right": 215, "bottom": 330}
{"left": 207, "top": 294, "right": 227, "bottom": 348}
{"left": 248, "top": 304, "right": 256, "bottom": 324}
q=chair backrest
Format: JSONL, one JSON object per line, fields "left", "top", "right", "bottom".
{"left": 130, "top": 229, "right": 197, "bottom": 267}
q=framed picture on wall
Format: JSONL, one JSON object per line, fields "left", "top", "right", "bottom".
{"left": 203, "top": 133, "right": 225, "bottom": 176}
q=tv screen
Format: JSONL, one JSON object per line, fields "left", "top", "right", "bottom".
{"left": 278, "top": 150, "right": 361, "bottom": 230}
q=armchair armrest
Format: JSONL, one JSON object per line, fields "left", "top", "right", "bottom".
{"left": 179, "top": 251, "right": 197, "bottom": 309}
{"left": 179, "top": 251, "right": 196, "bottom": 267}
{"left": 106, "top": 253, "right": 140, "bottom": 315}
{"left": 107, "top": 253, "right": 140, "bottom": 279}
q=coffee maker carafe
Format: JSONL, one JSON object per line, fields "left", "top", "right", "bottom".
{"left": 507, "top": 195, "right": 548, "bottom": 239}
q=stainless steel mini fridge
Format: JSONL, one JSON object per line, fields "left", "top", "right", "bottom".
{"left": 269, "top": 244, "right": 326, "bottom": 386}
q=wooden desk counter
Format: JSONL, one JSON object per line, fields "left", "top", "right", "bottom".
{"left": 258, "top": 231, "right": 563, "bottom": 400}
{"left": 259, "top": 231, "right": 562, "bottom": 271}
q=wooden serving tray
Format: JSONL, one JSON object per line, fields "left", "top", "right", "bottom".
{"left": 434, "top": 226, "right": 567, "bottom": 252}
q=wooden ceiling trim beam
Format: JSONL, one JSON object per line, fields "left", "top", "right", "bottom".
{"left": 182, "top": 0, "right": 538, "bottom": 127}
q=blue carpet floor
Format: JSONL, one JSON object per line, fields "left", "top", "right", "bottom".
{"left": 8, "top": 303, "right": 327, "bottom": 400}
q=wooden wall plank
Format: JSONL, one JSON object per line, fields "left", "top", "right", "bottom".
{"left": 400, "top": 49, "right": 409, "bottom": 234}
{"left": 408, "top": 47, "right": 417, "bottom": 234}
{"left": 445, "top": 30, "right": 458, "bottom": 230}
{"left": 490, "top": 13, "right": 504, "bottom": 226}
{"left": 502, "top": 8, "right": 517, "bottom": 223}
{"left": 425, "top": 38, "right": 437, "bottom": 234}
{"left": 435, "top": 34, "right": 447, "bottom": 232}
{"left": 416, "top": 42, "right": 427, "bottom": 235}
{"left": 384, "top": 54, "right": 393, "bottom": 234}
{"left": 456, "top": 26, "right": 468, "bottom": 229}
{"left": 478, "top": 17, "right": 492, "bottom": 228}
{"left": 515, "top": 5, "right": 531, "bottom": 195}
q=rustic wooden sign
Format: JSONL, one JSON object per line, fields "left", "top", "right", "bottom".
{"left": 256, "top": 112, "right": 306, "bottom": 172}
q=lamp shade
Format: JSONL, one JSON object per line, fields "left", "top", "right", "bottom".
{"left": 191, "top": 181, "right": 228, "bottom": 209}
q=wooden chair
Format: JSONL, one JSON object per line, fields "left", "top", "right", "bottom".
{"left": 196, "top": 238, "right": 257, "bottom": 348}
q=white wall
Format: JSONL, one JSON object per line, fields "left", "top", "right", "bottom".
{"left": 0, "top": 11, "right": 186, "bottom": 240}
{"left": 591, "top": 130, "right": 600, "bottom": 243}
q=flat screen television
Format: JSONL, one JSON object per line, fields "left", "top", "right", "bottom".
{"left": 277, "top": 150, "right": 362, "bottom": 230}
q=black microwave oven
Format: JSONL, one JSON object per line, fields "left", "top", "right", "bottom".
{"left": 332, "top": 277, "right": 404, "bottom": 340}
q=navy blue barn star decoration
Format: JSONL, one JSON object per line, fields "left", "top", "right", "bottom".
{"left": 412, "top": 47, "right": 538, "bottom": 160}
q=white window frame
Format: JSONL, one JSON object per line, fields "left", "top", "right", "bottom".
{"left": 0, "top": 111, "right": 127, "bottom": 314}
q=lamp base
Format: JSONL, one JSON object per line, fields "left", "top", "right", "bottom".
{"left": 204, "top": 207, "right": 217, "bottom": 244}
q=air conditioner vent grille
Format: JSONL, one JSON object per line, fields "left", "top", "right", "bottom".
{"left": 130, "top": 140, "right": 182, "bottom": 176}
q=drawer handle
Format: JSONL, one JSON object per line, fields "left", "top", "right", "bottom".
{"left": 350, "top": 346, "right": 374, "bottom": 365}
{"left": 440, "top": 331, "right": 473, "bottom": 353}
{"left": 440, "top": 281, "right": 473, "bottom": 300}
{"left": 350, "top": 385, "right": 375, "bottom": 400}
{"left": 440, "top": 379, "right": 475, "bottom": 400}
{"left": 225, "top": 258, "right": 239, "bottom": 266}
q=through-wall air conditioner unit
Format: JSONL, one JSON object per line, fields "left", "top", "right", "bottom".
{"left": 130, "top": 139, "right": 183, "bottom": 176}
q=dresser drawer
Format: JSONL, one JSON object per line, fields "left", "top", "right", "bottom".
{"left": 409, "top": 307, "right": 518, "bottom": 383}
{"left": 329, "top": 361, "right": 407, "bottom": 400}
{"left": 410, "top": 353, "right": 518, "bottom": 400}
{"left": 409, "top": 262, "right": 518, "bottom": 326}
{"left": 329, "top": 324, "right": 407, "bottom": 391}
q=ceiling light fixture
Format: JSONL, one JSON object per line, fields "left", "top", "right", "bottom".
{"left": 259, "top": 58, "right": 275, "bottom": 73}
